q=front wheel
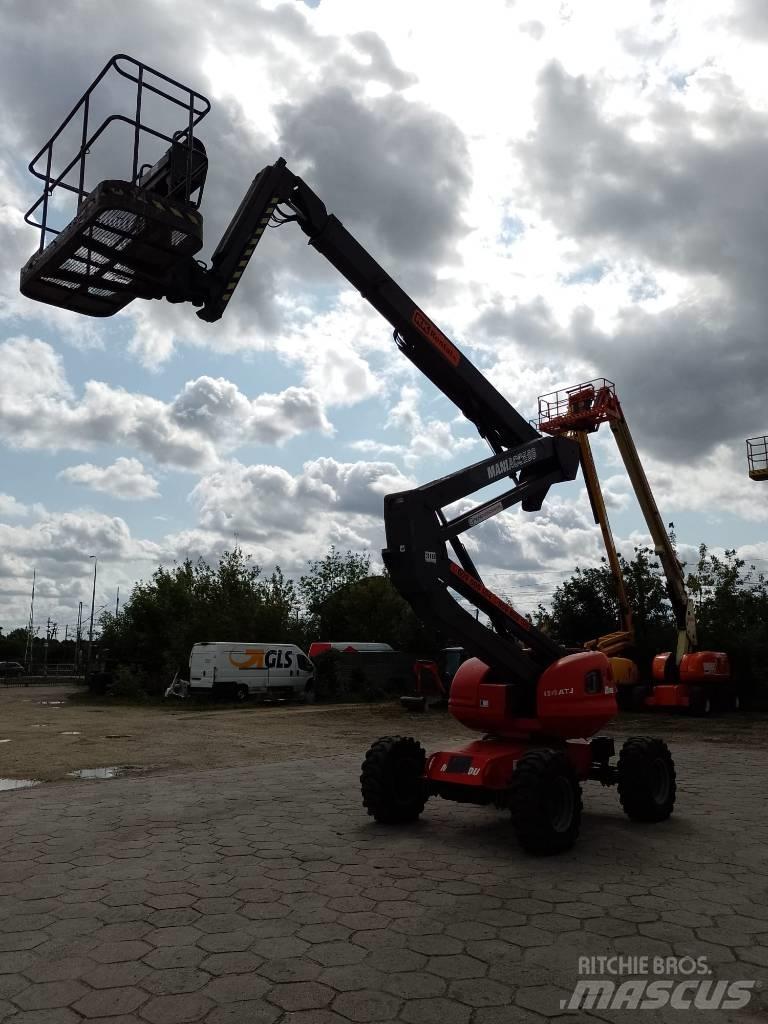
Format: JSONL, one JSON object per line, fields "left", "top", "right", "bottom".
{"left": 618, "top": 737, "right": 676, "bottom": 822}
{"left": 235, "top": 684, "right": 249, "bottom": 703}
{"left": 508, "top": 749, "right": 582, "bottom": 856}
{"left": 361, "top": 736, "right": 427, "bottom": 824}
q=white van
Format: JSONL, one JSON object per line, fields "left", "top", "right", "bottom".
{"left": 189, "top": 642, "right": 315, "bottom": 703}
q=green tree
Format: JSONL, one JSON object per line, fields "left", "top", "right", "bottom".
{"left": 535, "top": 547, "right": 673, "bottom": 671}
{"left": 298, "top": 546, "right": 371, "bottom": 621}
{"left": 687, "top": 545, "right": 768, "bottom": 703}
{"left": 98, "top": 548, "right": 301, "bottom": 692}
{"left": 318, "top": 575, "right": 440, "bottom": 653}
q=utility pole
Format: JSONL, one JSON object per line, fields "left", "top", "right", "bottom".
{"left": 24, "top": 570, "right": 36, "bottom": 671}
{"left": 75, "top": 601, "right": 83, "bottom": 674}
{"left": 86, "top": 557, "right": 97, "bottom": 682}
{"left": 44, "top": 617, "right": 51, "bottom": 675}
{"left": 115, "top": 586, "right": 120, "bottom": 618}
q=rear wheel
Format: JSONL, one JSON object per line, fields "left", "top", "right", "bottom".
{"left": 361, "top": 736, "right": 427, "bottom": 824}
{"left": 618, "top": 737, "right": 676, "bottom": 822}
{"left": 627, "top": 684, "right": 650, "bottom": 712}
{"left": 688, "top": 685, "right": 711, "bottom": 716}
{"left": 508, "top": 749, "right": 582, "bottom": 855}
{"left": 303, "top": 682, "right": 316, "bottom": 704}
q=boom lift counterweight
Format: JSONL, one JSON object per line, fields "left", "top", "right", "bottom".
{"left": 19, "top": 54, "right": 679, "bottom": 853}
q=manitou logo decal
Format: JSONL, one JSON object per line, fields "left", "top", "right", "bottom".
{"left": 411, "top": 309, "right": 460, "bottom": 366}
{"left": 486, "top": 446, "right": 537, "bottom": 480}
{"left": 543, "top": 687, "right": 574, "bottom": 698}
{"left": 228, "top": 648, "right": 294, "bottom": 670}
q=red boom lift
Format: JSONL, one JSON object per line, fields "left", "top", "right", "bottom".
{"left": 19, "top": 55, "right": 677, "bottom": 854}
{"left": 538, "top": 380, "right": 733, "bottom": 715}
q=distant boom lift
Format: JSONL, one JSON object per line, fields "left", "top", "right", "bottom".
{"left": 18, "top": 55, "right": 679, "bottom": 853}
{"left": 538, "top": 379, "right": 734, "bottom": 715}
{"left": 747, "top": 436, "right": 768, "bottom": 482}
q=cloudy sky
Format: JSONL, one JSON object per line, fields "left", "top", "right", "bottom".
{"left": 1, "top": 0, "right": 767, "bottom": 636}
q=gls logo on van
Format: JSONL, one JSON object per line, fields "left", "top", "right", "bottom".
{"left": 229, "top": 648, "right": 294, "bottom": 670}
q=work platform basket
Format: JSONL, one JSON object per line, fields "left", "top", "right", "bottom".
{"left": 747, "top": 436, "right": 768, "bottom": 481}
{"left": 20, "top": 55, "right": 210, "bottom": 317}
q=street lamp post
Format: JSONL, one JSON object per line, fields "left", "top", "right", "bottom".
{"left": 85, "top": 556, "right": 97, "bottom": 682}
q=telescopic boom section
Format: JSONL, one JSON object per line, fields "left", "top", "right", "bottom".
{"left": 574, "top": 431, "right": 634, "bottom": 654}
{"left": 198, "top": 159, "right": 538, "bottom": 455}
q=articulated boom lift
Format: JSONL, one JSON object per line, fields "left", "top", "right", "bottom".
{"left": 538, "top": 380, "right": 733, "bottom": 715}
{"left": 19, "top": 55, "right": 678, "bottom": 853}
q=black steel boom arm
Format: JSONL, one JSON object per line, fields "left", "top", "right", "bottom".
{"left": 191, "top": 157, "right": 578, "bottom": 690}
{"left": 197, "top": 158, "right": 537, "bottom": 454}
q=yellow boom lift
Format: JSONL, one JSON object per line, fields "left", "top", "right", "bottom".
{"left": 538, "top": 380, "right": 734, "bottom": 715}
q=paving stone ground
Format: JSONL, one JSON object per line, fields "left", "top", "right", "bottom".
{"left": 1, "top": 740, "right": 767, "bottom": 1024}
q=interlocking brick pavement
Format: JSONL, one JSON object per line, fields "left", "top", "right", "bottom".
{"left": 1, "top": 741, "right": 767, "bottom": 1023}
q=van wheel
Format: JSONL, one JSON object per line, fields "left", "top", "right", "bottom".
{"left": 303, "top": 683, "right": 316, "bottom": 705}
{"left": 235, "top": 684, "right": 249, "bottom": 703}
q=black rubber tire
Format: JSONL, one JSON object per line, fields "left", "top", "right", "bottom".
{"left": 235, "top": 684, "right": 249, "bottom": 703}
{"left": 508, "top": 749, "right": 582, "bottom": 856}
{"left": 630, "top": 684, "right": 651, "bottom": 712}
{"left": 303, "top": 683, "right": 316, "bottom": 705}
{"left": 361, "top": 736, "right": 427, "bottom": 824}
{"left": 615, "top": 685, "right": 633, "bottom": 712}
{"left": 688, "top": 685, "right": 712, "bottom": 716}
{"left": 618, "top": 737, "right": 676, "bottom": 822}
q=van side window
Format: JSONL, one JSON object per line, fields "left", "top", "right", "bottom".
{"left": 298, "top": 655, "right": 313, "bottom": 671}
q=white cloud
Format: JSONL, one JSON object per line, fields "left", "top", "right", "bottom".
{"left": 0, "top": 338, "right": 332, "bottom": 470}
{"left": 0, "top": 494, "right": 40, "bottom": 519}
{"left": 187, "top": 455, "right": 414, "bottom": 567}
{"left": 58, "top": 458, "right": 161, "bottom": 501}
{"left": 351, "top": 384, "right": 481, "bottom": 467}
{"left": 0, "top": 507, "right": 165, "bottom": 627}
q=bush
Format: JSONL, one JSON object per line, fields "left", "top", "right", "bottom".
{"left": 107, "top": 666, "right": 151, "bottom": 700}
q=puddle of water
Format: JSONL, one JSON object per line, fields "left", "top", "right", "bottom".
{"left": 60, "top": 731, "right": 81, "bottom": 736}
{"left": 105, "top": 734, "right": 131, "bottom": 739}
{"left": 0, "top": 739, "right": 10, "bottom": 744}
{"left": 40, "top": 701, "right": 66, "bottom": 706}
{"left": 0, "top": 779, "right": 41, "bottom": 791}
{"left": 67, "top": 766, "right": 125, "bottom": 779}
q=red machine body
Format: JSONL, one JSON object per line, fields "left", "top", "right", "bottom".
{"left": 449, "top": 651, "right": 617, "bottom": 739}
{"left": 424, "top": 736, "right": 596, "bottom": 793}
{"left": 648, "top": 651, "right": 733, "bottom": 709}
{"left": 423, "top": 652, "right": 616, "bottom": 796}
{"left": 652, "top": 650, "right": 731, "bottom": 684}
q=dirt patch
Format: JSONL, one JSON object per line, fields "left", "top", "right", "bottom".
{"left": 0, "top": 685, "right": 467, "bottom": 782}
{"left": 1, "top": 685, "right": 766, "bottom": 783}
